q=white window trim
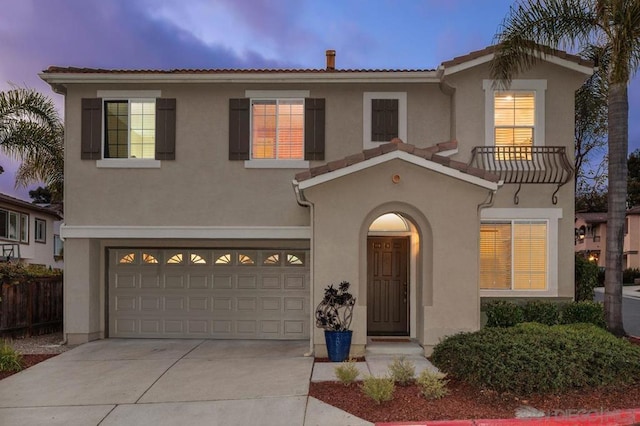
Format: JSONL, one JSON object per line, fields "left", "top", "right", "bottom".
{"left": 244, "top": 90, "right": 310, "bottom": 168}
{"left": 480, "top": 207, "right": 561, "bottom": 297}
{"left": 483, "top": 80, "right": 546, "bottom": 148}
{"left": 96, "top": 90, "right": 162, "bottom": 168}
{"left": 363, "top": 92, "right": 407, "bottom": 149}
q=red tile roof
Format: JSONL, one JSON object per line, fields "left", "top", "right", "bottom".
{"left": 42, "top": 66, "right": 434, "bottom": 74}
{"left": 294, "top": 140, "right": 501, "bottom": 184}
{"left": 575, "top": 212, "right": 607, "bottom": 223}
{"left": 441, "top": 45, "right": 593, "bottom": 68}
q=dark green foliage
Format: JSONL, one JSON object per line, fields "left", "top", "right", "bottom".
{"left": 560, "top": 301, "right": 606, "bottom": 328}
{"left": 315, "top": 281, "right": 355, "bottom": 331}
{"left": 623, "top": 268, "right": 640, "bottom": 284}
{"left": 575, "top": 254, "right": 600, "bottom": 301}
{"left": 0, "top": 262, "right": 61, "bottom": 285}
{"left": 431, "top": 323, "right": 640, "bottom": 395}
{"left": 485, "top": 300, "right": 524, "bottom": 327}
{"left": 522, "top": 301, "right": 560, "bottom": 325}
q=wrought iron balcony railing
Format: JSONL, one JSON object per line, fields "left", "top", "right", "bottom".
{"left": 468, "top": 146, "right": 573, "bottom": 204}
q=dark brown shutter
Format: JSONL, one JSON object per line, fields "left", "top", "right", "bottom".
{"left": 304, "top": 98, "right": 325, "bottom": 161}
{"left": 371, "top": 99, "right": 399, "bottom": 142}
{"left": 81, "top": 98, "right": 102, "bottom": 159}
{"left": 229, "top": 98, "right": 250, "bottom": 160}
{"left": 155, "top": 98, "right": 176, "bottom": 160}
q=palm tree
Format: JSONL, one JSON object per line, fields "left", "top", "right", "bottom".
{"left": 491, "top": 0, "right": 640, "bottom": 336}
{"left": 0, "top": 88, "right": 63, "bottom": 202}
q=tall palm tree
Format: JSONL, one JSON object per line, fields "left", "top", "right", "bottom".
{"left": 491, "top": 0, "right": 640, "bottom": 336}
{"left": 0, "top": 88, "right": 63, "bottom": 202}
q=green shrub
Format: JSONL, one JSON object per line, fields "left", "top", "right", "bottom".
{"left": 575, "top": 254, "right": 600, "bottom": 301}
{"left": 361, "top": 376, "right": 395, "bottom": 404}
{"left": 560, "top": 301, "right": 606, "bottom": 328}
{"left": 0, "top": 262, "right": 62, "bottom": 285}
{"left": 523, "top": 301, "right": 560, "bottom": 325}
{"left": 0, "top": 340, "right": 23, "bottom": 372}
{"left": 431, "top": 323, "right": 640, "bottom": 395}
{"left": 388, "top": 356, "right": 415, "bottom": 386}
{"left": 623, "top": 268, "right": 640, "bottom": 284}
{"left": 485, "top": 300, "right": 524, "bottom": 327}
{"left": 416, "top": 369, "right": 449, "bottom": 399}
{"left": 334, "top": 358, "right": 359, "bottom": 385}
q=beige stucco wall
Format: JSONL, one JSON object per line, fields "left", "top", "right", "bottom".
{"left": 302, "top": 158, "right": 493, "bottom": 355}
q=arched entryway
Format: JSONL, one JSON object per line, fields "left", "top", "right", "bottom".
{"left": 367, "top": 212, "right": 418, "bottom": 336}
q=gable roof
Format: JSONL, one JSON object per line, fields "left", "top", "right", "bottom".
{"left": 440, "top": 45, "right": 594, "bottom": 76}
{"left": 294, "top": 140, "right": 501, "bottom": 191}
{"left": 575, "top": 212, "right": 607, "bottom": 224}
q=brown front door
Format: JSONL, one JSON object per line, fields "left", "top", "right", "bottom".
{"left": 367, "top": 237, "right": 409, "bottom": 335}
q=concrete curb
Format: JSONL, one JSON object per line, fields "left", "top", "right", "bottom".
{"left": 376, "top": 408, "right": 640, "bottom": 426}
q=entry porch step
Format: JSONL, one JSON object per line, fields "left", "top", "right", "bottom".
{"left": 365, "top": 337, "right": 424, "bottom": 356}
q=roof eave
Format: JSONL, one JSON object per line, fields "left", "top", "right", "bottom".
{"left": 294, "top": 150, "right": 500, "bottom": 192}
{"left": 38, "top": 71, "right": 441, "bottom": 85}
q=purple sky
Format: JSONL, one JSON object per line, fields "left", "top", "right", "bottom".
{"left": 1, "top": 0, "right": 638, "bottom": 200}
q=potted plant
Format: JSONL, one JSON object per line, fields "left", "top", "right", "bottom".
{"left": 315, "top": 281, "right": 356, "bottom": 362}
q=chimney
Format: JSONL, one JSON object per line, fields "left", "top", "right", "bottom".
{"left": 326, "top": 50, "right": 336, "bottom": 70}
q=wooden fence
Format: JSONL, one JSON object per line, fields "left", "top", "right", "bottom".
{"left": 0, "top": 277, "right": 63, "bottom": 338}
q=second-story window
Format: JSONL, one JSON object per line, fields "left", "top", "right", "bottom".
{"left": 251, "top": 99, "right": 304, "bottom": 160}
{"left": 104, "top": 100, "right": 156, "bottom": 159}
{"left": 494, "top": 91, "right": 535, "bottom": 150}
{"left": 0, "top": 209, "right": 28, "bottom": 243}
{"left": 35, "top": 218, "right": 46, "bottom": 243}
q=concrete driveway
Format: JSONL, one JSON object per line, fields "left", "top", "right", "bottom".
{"left": 0, "top": 339, "right": 371, "bottom": 426}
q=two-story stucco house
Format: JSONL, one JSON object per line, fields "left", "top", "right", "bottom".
{"left": 40, "top": 46, "right": 592, "bottom": 355}
{"left": 0, "top": 193, "right": 63, "bottom": 269}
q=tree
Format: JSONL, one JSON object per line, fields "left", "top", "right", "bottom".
{"left": 28, "top": 186, "right": 52, "bottom": 204}
{"left": 574, "top": 45, "right": 609, "bottom": 191}
{"left": 627, "top": 149, "right": 640, "bottom": 207}
{"left": 0, "top": 88, "right": 63, "bottom": 202}
{"left": 491, "top": 0, "right": 640, "bottom": 336}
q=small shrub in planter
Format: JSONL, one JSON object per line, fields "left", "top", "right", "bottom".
{"left": 560, "top": 301, "right": 606, "bottom": 328}
{"left": 0, "top": 340, "right": 23, "bottom": 372}
{"left": 575, "top": 254, "right": 599, "bottom": 301}
{"left": 334, "top": 358, "right": 359, "bottom": 385}
{"left": 388, "top": 356, "right": 415, "bottom": 386}
{"left": 361, "top": 375, "right": 395, "bottom": 404}
{"left": 416, "top": 370, "right": 449, "bottom": 399}
{"left": 523, "top": 300, "right": 560, "bottom": 325}
{"left": 485, "top": 300, "right": 523, "bottom": 327}
{"left": 431, "top": 322, "right": 640, "bottom": 395}
{"left": 315, "top": 281, "right": 356, "bottom": 362}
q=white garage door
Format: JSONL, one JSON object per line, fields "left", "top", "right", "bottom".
{"left": 108, "top": 248, "right": 310, "bottom": 339}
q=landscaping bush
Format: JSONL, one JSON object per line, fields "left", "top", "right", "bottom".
{"left": 623, "top": 268, "right": 640, "bottom": 284}
{"left": 416, "top": 370, "right": 449, "bottom": 399}
{"left": 334, "top": 358, "right": 359, "bottom": 385}
{"left": 485, "top": 300, "right": 523, "bottom": 327}
{"left": 575, "top": 254, "right": 600, "bottom": 301}
{"left": 0, "top": 262, "right": 62, "bottom": 285}
{"left": 560, "top": 301, "right": 606, "bottom": 328}
{"left": 388, "top": 356, "right": 415, "bottom": 386}
{"left": 0, "top": 340, "right": 22, "bottom": 372}
{"left": 361, "top": 376, "right": 395, "bottom": 404}
{"left": 431, "top": 323, "right": 640, "bottom": 395}
{"left": 522, "top": 301, "right": 560, "bottom": 325}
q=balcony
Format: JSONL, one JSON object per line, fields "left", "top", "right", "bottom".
{"left": 468, "top": 146, "right": 573, "bottom": 204}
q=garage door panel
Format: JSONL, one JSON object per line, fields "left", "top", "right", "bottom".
{"left": 109, "top": 248, "right": 309, "bottom": 339}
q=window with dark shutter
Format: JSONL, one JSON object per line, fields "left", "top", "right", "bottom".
{"left": 371, "top": 98, "right": 399, "bottom": 142}
{"left": 229, "top": 98, "right": 250, "bottom": 160}
{"left": 304, "top": 98, "right": 325, "bottom": 161}
{"left": 81, "top": 98, "right": 102, "bottom": 159}
{"left": 155, "top": 98, "right": 176, "bottom": 160}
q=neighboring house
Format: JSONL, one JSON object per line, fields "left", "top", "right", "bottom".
{"left": 40, "top": 46, "right": 592, "bottom": 354}
{"left": 575, "top": 212, "right": 607, "bottom": 267}
{"left": 0, "top": 193, "right": 63, "bottom": 269}
{"left": 576, "top": 207, "right": 640, "bottom": 269}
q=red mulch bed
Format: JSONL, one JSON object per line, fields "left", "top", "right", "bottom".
{"left": 0, "top": 354, "right": 58, "bottom": 381}
{"left": 309, "top": 379, "right": 640, "bottom": 423}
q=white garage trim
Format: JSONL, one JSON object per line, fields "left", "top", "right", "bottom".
{"left": 61, "top": 225, "right": 311, "bottom": 239}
